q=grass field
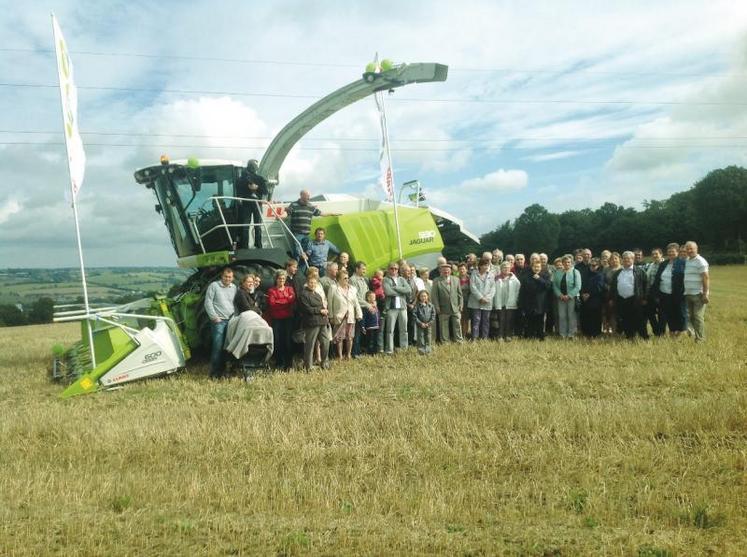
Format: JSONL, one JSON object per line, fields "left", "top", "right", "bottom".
{"left": 1, "top": 267, "right": 745, "bottom": 555}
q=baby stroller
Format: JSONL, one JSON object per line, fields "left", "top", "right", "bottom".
{"left": 224, "top": 311, "right": 274, "bottom": 381}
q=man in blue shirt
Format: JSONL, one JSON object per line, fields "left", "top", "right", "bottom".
{"left": 306, "top": 227, "right": 340, "bottom": 277}
{"left": 204, "top": 267, "right": 236, "bottom": 378}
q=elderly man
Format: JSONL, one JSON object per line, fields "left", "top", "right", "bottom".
{"left": 204, "top": 267, "right": 236, "bottom": 378}
{"left": 383, "top": 262, "right": 412, "bottom": 353}
{"left": 401, "top": 264, "right": 420, "bottom": 345}
{"left": 429, "top": 256, "right": 448, "bottom": 280}
{"left": 285, "top": 189, "right": 321, "bottom": 262}
{"left": 430, "top": 261, "right": 464, "bottom": 343}
{"left": 514, "top": 253, "right": 527, "bottom": 275}
{"left": 539, "top": 253, "right": 549, "bottom": 271}
{"left": 610, "top": 251, "right": 649, "bottom": 340}
{"left": 576, "top": 249, "right": 592, "bottom": 278}
{"left": 319, "top": 261, "right": 339, "bottom": 296}
{"left": 492, "top": 249, "right": 504, "bottom": 268}
{"left": 465, "top": 253, "right": 478, "bottom": 273}
{"left": 683, "top": 241, "right": 710, "bottom": 342}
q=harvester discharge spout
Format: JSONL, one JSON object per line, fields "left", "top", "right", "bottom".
{"left": 257, "top": 62, "right": 448, "bottom": 198}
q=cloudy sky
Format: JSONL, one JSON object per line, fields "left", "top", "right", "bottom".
{"left": 1, "top": 0, "right": 746, "bottom": 267}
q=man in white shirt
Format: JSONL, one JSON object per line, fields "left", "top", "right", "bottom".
{"left": 611, "top": 251, "right": 649, "bottom": 340}
{"left": 204, "top": 267, "right": 237, "bottom": 378}
{"left": 684, "top": 241, "right": 710, "bottom": 342}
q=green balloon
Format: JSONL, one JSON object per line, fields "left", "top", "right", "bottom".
{"left": 380, "top": 59, "right": 394, "bottom": 72}
{"left": 187, "top": 157, "right": 199, "bottom": 168}
{"left": 365, "top": 62, "right": 377, "bottom": 73}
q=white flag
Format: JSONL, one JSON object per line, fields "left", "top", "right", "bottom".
{"left": 52, "top": 14, "right": 86, "bottom": 198}
{"left": 375, "top": 90, "right": 394, "bottom": 202}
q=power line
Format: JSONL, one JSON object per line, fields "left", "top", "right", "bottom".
{"left": 2, "top": 129, "right": 747, "bottom": 143}
{"left": 2, "top": 140, "right": 745, "bottom": 151}
{"left": 0, "top": 82, "right": 318, "bottom": 100}
{"left": 0, "top": 81, "right": 745, "bottom": 106}
{"left": 0, "top": 47, "right": 360, "bottom": 68}
{"left": 1, "top": 46, "right": 743, "bottom": 79}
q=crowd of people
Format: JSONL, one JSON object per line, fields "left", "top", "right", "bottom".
{"left": 204, "top": 227, "right": 711, "bottom": 378}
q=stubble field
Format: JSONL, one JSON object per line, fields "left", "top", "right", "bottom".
{"left": 0, "top": 267, "right": 745, "bottom": 555}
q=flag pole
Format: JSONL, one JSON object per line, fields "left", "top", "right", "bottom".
{"left": 51, "top": 13, "right": 96, "bottom": 369}
{"left": 373, "top": 52, "right": 403, "bottom": 260}
{"left": 379, "top": 92, "right": 403, "bottom": 259}
{"left": 69, "top": 193, "right": 96, "bottom": 369}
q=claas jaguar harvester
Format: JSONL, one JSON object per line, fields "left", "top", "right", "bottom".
{"left": 51, "top": 60, "right": 474, "bottom": 397}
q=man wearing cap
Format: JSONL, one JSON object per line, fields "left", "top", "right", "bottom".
{"left": 236, "top": 159, "right": 268, "bottom": 249}
{"left": 430, "top": 262, "right": 464, "bottom": 343}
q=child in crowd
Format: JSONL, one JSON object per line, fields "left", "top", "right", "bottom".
{"left": 370, "top": 269, "right": 386, "bottom": 312}
{"left": 413, "top": 289, "right": 435, "bottom": 355}
{"left": 361, "top": 290, "right": 381, "bottom": 354}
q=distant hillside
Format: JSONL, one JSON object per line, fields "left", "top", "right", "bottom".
{"left": 0, "top": 267, "right": 192, "bottom": 307}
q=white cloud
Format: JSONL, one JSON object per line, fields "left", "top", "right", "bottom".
{"left": 458, "top": 169, "right": 528, "bottom": 192}
{"left": 603, "top": 37, "right": 747, "bottom": 189}
{"left": 0, "top": 198, "right": 22, "bottom": 224}
{"left": 524, "top": 150, "right": 584, "bottom": 162}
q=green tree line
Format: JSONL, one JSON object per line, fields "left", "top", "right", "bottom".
{"left": 0, "top": 298, "right": 55, "bottom": 327}
{"left": 472, "top": 165, "right": 747, "bottom": 261}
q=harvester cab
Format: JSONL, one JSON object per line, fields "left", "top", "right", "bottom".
{"left": 134, "top": 159, "right": 295, "bottom": 273}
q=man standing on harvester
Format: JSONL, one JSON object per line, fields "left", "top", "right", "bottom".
{"left": 236, "top": 159, "right": 268, "bottom": 249}
{"left": 285, "top": 189, "right": 340, "bottom": 263}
